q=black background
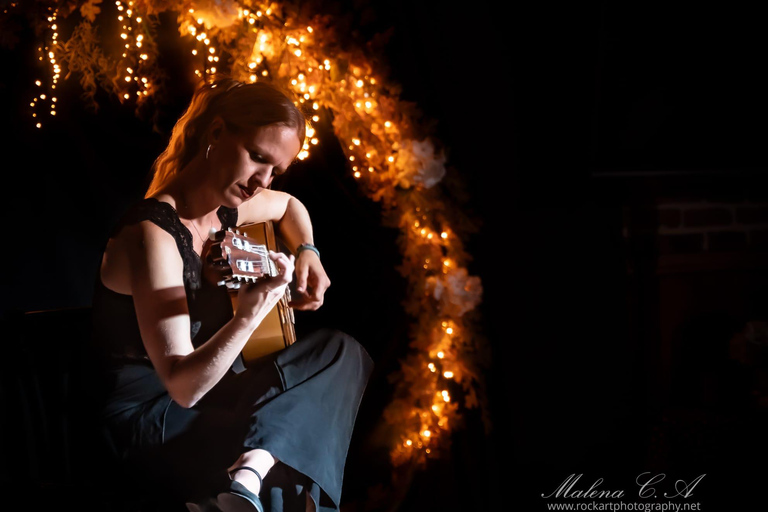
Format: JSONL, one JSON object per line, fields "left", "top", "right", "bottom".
{"left": 2, "top": 0, "right": 767, "bottom": 510}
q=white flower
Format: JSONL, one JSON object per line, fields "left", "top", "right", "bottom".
{"left": 413, "top": 154, "right": 446, "bottom": 189}
{"left": 194, "top": 0, "right": 240, "bottom": 30}
{"left": 396, "top": 138, "right": 447, "bottom": 189}
{"left": 426, "top": 268, "right": 482, "bottom": 317}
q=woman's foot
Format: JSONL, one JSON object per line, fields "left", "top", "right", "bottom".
{"left": 226, "top": 448, "right": 277, "bottom": 496}
{"left": 229, "top": 466, "right": 263, "bottom": 496}
{"left": 217, "top": 480, "right": 264, "bottom": 512}
{"left": 186, "top": 497, "right": 221, "bottom": 512}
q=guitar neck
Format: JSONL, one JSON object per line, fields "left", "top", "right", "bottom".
{"left": 223, "top": 221, "right": 297, "bottom": 368}
{"left": 209, "top": 223, "right": 276, "bottom": 286}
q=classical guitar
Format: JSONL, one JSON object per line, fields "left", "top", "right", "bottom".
{"left": 207, "top": 222, "right": 296, "bottom": 367}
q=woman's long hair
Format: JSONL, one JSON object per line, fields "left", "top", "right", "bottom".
{"left": 145, "top": 77, "right": 308, "bottom": 198}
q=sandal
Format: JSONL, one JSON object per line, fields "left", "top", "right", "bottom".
{"left": 216, "top": 466, "right": 264, "bottom": 512}
{"left": 185, "top": 497, "right": 222, "bottom": 512}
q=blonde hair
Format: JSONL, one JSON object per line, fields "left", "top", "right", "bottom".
{"left": 145, "top": 77, "right": 308, "bottom": 198}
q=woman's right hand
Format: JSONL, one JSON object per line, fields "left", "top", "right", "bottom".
{"left": 233, "top": 250, "right": 295, "bottom": 323}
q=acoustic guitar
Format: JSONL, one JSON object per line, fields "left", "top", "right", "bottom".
{"left": 207, "top": 222, "right": 296, "bottom": 367}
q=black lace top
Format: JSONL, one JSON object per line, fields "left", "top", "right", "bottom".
{"left": 91, "top": 198, "right": 238, "bottom": 416}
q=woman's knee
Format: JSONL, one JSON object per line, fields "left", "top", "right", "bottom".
{"left": 318, "top": 328, "right": 374, "bottom": 375}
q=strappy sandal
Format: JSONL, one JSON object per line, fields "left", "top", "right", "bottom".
{"left": 185, "top": 497, "right": 221, "bottom": 512}
{"left": 216, "top": 466, "right": 264, "bottom": 512}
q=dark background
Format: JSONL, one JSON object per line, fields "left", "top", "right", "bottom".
{"left": 2, "top": 0, "right": 768, "bottom": 510}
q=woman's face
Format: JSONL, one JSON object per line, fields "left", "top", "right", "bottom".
{"left": 210, "top": 122, "right": 301, "bottom": 207}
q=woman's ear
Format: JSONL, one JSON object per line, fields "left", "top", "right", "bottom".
{"left": 207, "top": 116, "right": 225, "bottom": 145}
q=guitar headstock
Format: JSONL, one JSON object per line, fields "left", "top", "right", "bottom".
{"left": 207, "top": 227, "right": 272, "bottom": 289}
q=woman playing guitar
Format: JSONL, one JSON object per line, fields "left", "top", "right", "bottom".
{"left": 92, "top": 76, "right": 373, "bottom": 512}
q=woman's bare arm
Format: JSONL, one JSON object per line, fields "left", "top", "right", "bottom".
{"left": 125, "top": 220, "right": 290, "bottom": 408}
{"left": 238, "top": 189, "right": 330, "bottom": 310}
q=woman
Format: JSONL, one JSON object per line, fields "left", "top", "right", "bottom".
{"left": 91, "top": 77, "right": 373, "bottom": 512}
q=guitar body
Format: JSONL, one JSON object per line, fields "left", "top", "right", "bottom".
{"left": 236, "top": 221, "right": 296, "bottom": 366}
{"left": 210, "top": 221, "right": 296, "bottom": 367}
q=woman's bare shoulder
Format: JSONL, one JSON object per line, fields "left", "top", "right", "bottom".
{"left": 102, "top": 219, "right": 181, "bottom": 294}
{"left": 237, "top": 189, "right": 292, "bottom": 225}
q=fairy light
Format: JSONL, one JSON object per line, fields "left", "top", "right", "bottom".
{"left": 115, "top": 1, "right": 152, "bottom": 101}
{"left": 30, "top": 6, "right": 60, "bottom": 128}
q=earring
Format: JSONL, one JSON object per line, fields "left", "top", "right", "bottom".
{"left": 206, "top": 144, "right": 213, "bottom": 160}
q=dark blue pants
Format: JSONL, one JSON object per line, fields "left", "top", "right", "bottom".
{"left": 136, "top": 328, "right": 373, "bottom": 511}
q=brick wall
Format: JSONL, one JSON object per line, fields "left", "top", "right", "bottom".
{"left": 624, "top": 197, "right": 768, "bottom": 257}
{"left": 620, "top": 188, "right": 768, "bottom": 420}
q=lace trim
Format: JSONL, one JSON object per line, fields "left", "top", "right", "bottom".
{"left": 115, "top": 198, "right": 238, "bottom": 292}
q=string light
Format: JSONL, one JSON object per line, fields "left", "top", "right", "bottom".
{"left": 115, "top": 1, "right": 152, "bottom": 101}
{"left": 30, "top": 6, "right": 59, "bottom": 128}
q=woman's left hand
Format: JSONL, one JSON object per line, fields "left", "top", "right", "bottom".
{"left": 290, "top": 250, "right": 330, "bottom": 310}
